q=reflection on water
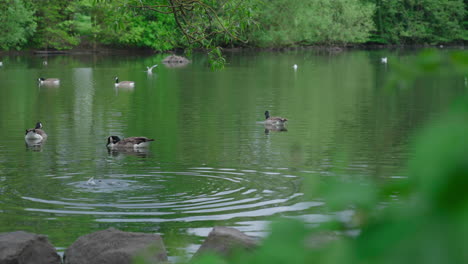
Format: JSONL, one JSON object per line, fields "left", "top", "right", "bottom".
{"left": 264, "top": 124, "right": 288, "bottom": 134}
{"left": 107, "top": 148, "right": 151, "bottom": 158}
{"left": 25, "top": 138, "right": 46, "bottom": 152}
{"left": 0, "top": 49, "right": 466, "bottom": 256}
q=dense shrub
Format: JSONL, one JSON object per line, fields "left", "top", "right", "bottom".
{"left": 250, "top": 0, "right": 375, "bottom": 47}
{"left": 374, "top": 0, "right": 466, "bottom": 44}
{"left": 0, "top": 0, "right": 36, "bottom": 50}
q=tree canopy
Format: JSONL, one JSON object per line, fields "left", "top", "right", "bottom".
{"left": 0, "top": 0, "right": 466, "bottom": 51}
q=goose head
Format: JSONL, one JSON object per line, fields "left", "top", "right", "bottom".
{"left": 107, "top": 136, "right": 121, "bottom": 146}
{"left": 35, "top": 122, "right": 43, "bottom": 129}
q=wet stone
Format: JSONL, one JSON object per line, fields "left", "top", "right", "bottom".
{"left": 63, "top": 228, "right": 167, "bottom": 264}
{"left": 193, "top": 226, "right": 259, "bottom": 259}
{"left": 0, "top": 231, "right": 61, "bottom": 264}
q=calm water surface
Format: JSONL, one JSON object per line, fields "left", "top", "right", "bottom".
{"left": 0, "top": 49, "right": 465, "bottom": 256}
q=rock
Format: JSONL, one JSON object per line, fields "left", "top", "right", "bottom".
{"left": 0, "top": 231, "right": 61, "bottom": 264}
{"left": 162, "top": 55, "right": 190, "bottom": 68}
{"left": 63, "top": 228, "right": 167, "bottom": 264}
{"left": 193, "top": 226, "right": 258, "bottom": 259}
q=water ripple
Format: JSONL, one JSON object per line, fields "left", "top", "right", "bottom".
{"left": 20, "top": 167, "right": 317, "bottom": 224}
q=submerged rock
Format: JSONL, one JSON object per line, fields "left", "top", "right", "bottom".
{"left": 0, "top": 231, "right": 61, "bottom": 264}
{"left": 193, "top": 226, "right": 258, "bottom": 259}
{"left": 63, "top": 228, "right": 167, "bottom": 264}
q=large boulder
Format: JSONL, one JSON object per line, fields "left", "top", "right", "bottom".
{"left": 0, "top": 231, "right": 61, "bottom": 264}
{"left": 162, "top": 55, "right": 190, "bottom": 68}
{"left": 193, "top": 226, "right": 258, "bottom": 259}
{"left": 63, "top": 228, "right": 167, "bottom": 264}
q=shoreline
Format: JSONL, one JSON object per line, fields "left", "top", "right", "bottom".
{"left": 1, "top": 43, "right": 465, "bottom": 56}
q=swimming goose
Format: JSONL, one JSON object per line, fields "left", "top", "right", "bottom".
{"left": 115, "top": 77, "right": 135, "bottom": 88}
{"left": 146, "top": 64, "right": 158, "bottom": 74}
{"left": 106, "top": 136, "right": 154, "bottom": 149}
{"left": 25, "top": 122, "right": 48, "bottom": 141}
{"left": 38, "top": 78, "right": 60, "bottom": 86}
{"left": 264, "top": 111, "right": 288, "bottom": 126}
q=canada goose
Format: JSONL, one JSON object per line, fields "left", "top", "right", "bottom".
{"left": 146, "top": 64, "right": 158, "bottom": 74}
{"left": 38, "top": 78, "right": 60, "bottom": 86}
{"left": 264, "top": 111, "right": 288, "bottom": 126}
{"left": 115, "top": 77, "right": 135, "bottom": 88}
{"left": 107, "top": 136, "right": 154, "bottom": 149}
{"left": 25, "top": 122, "right": 48, "bottom": 141}
{"left": 381, "top": 57, "right": 388, "bottom": 64}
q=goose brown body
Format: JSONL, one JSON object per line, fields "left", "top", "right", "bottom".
{"left": 114, "top": 77, "right": 135, "bottom": 88}
{"left": 107, "top": 136, "right": 154, "bottom": 149}
{"left": 264, "top": 111, "right": 288, "bottom": 125}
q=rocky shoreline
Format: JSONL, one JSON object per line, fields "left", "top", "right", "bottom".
{"left": 0, "top": 226, "right": 258, "bottom": 264}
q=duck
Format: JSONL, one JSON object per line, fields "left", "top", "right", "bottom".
{"left": 146, "top": 64, "right": 158, "bottom": 74}
{"left": 114, "top": 77, "right": 135, "bottom": 88}
{"left": 38, "top": 78, "right": 60, "bottom": 86}
{"left": 264, "top": 111, "right": 288, "bottom": 126}
{"left": 106, "top": 136, "right": 154, "bottom": 149}
{"left": 25, "top": 122, "right": 48, "bottom": 141}
{"left": 381, "top": 57, "right": 388, "bottom": 64}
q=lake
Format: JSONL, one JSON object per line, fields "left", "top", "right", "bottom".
{"left": 0, "top": 48, "right": 465, "bottom": 257}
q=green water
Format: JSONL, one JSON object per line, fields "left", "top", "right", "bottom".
{"left": 0, "top": 49, "right": 465, "bottom": 256}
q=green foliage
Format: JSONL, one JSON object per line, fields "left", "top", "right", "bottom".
{"left": 0, "top": 0, "right": 36, "bottom": 50}
{"left": 73, "top": 13, "right": 93, "bottom": 36}
{"left": 81, "top": 0, "right": 177, "bottom": 50}
{"left": 2, "top": 0, "right": 466, "bottom": 52}
{"left": 250, "top": 0, "right": 375, "bottom": 47}
{"left": 207, "top": 47, "right": 226, "bottom": 70}
{"left": 26, "top": 0, "right": 80, "bottom": 50}
{"left": 94, "top": 6, "right": 178, "bottom": 51}
{"left": 374, "top": 0, "right": 466, "bottom": 44}
{"left": 180, "top": 0, "right": 260, "bottom": 48}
